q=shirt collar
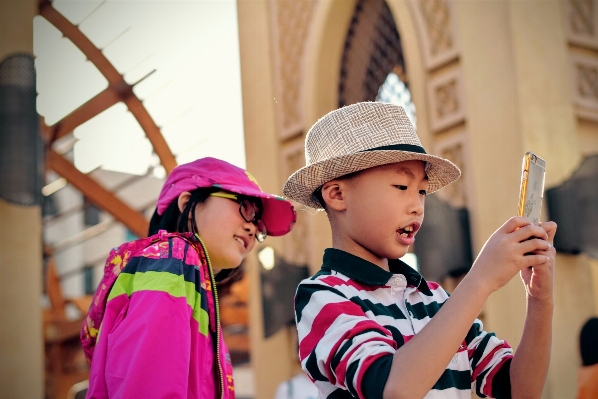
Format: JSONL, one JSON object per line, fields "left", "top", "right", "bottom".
{"left": 322, "top": 248, "right": 432, "bottom": 295}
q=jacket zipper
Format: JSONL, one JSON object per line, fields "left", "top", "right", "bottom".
{"left": 196, "top": 236, "right": 225, "bottom": 399}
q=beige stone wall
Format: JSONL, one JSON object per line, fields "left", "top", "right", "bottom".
{"left": 238, "top": 0, "right": 598, "bottom": 397}
{"left": 0, "top": 1, "right": 44, "bottom": 397}
{"left": 237, "top": 2, "right": 295, "bottom": 398}
{"left": 0, "top": 199, "right": 43, "bottom": 398}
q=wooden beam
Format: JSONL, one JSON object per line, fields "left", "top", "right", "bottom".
{"left": 123, "top": 96, "right": 177, "bottom": 173}
{"left": 48, "top": 87, "right": 121, "bottom": 143}
{"left": 47, "top": 149, "right": 149, "bottom": 237}
{"left": 39, "top": 1, "right": 177, "bottom": 173}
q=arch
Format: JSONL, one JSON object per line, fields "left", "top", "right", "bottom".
{"left": 302, "top": 0, "right": 433, "bottom": 147}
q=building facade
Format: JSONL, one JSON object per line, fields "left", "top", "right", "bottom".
{"left": 238, "top": 1, "right": 598, "bottom": 398}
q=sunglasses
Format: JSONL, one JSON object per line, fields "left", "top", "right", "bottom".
{"left": 209, "top": 191, "right": 267, "bottom": 242}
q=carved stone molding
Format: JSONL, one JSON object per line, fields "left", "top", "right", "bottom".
{"left": 281, "top": 139, "right": 311, "bottom": 265}
{"left": 408, "top": 0, "right": 459, "bottom": 70}
{"left": 270, "top": 0, "right": 316, "bottom": 140}
{"left": 427, "top": 68, "right": 465, "bottom": 132}
{"left": 433, "top": 131, "right": 469, "bottom": 208}
{"left": 571, "top": 53, "right": 598, "bottom": 120}
{"left": 565, "top": 0, "right": 598, "bottom": 49}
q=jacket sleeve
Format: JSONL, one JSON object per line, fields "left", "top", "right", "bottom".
{"left": 466, "top": 319, "right": 513, "bottom": 399}
{"left": 294, "top": 278, "right": 397, "bottom": 399}
{"left": 88, "top": 255, "right": 197, "bottom": 399}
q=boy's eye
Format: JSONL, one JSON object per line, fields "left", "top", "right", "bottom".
{"left": 419, "top": 190, "right": 427, "bottom": 196}
{"left": 395, "top": 185, "right": 407, "bottom": 191}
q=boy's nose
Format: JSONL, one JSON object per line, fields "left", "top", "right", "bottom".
{"left": 408, "top": 196, "right": 424, "bottom": 216}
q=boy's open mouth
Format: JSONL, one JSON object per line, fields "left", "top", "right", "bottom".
{"left": 397, "top": 222, "right": 421, "bottom": 237}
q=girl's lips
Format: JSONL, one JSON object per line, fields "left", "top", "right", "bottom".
{"left": 234, "top": 235, "right": 248, "bottom": 249}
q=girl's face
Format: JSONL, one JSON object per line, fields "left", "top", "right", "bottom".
{"left": 179, "top": 192, "right": 258, "bottom": 270}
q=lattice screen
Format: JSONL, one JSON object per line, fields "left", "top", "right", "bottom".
{"left": 339, "top": 0, "right": 409, "bottom": 108}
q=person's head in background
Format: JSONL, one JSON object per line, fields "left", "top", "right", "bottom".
{"left": 149, "top": 157, "right": 296, "bottom": 282}
{"left": 580, "top": 317, "right": 598, "bottom": 367}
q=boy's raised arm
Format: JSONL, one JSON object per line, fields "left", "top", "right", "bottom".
{"left": 509, "top": 221, "right": 556, "bottom": 399}
{"left": 383, "top": 217, "right": 554, "bottom": 399}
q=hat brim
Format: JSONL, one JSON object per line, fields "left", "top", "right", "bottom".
{"left": 215, "top": 183, "right": 296, "bottom": 237}
{"left": 283, "top": 150, "right": 461, "bottom": 209}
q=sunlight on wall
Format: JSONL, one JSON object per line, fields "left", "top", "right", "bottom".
{"left": 34, "top": 0, "right": 246, "bottom": 176}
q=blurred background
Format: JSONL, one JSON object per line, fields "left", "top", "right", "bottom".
{"left": 0, "top": 0, "right": 597, "bottom": 398}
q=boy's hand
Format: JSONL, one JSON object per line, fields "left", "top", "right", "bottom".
{"left": 520, "top": 221, "right": 556, "bottom": 303}
{"left": 469, "top": 217, "right": 552, "bottom": 295}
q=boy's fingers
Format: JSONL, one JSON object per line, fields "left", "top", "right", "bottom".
{"left": 521, "top": 254, "right": 550, "bottom": 268}
{"left": 502, "top": 217, "right": 533, "bottom": 233}
{"left": 519, "top": 238, "right": 551, "bottom": 255}
{"left": 511, "top": 224, "right": 548, "bottom": 242}
{"left": 540, "top": 221, "right": 557, "bottom": 243}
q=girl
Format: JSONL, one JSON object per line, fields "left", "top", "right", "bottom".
{"left": 83, "top": 157, "right": 296, "bottom": 398}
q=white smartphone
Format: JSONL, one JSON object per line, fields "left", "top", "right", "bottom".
{"left": 518, "top": 152, "right": 546, "bottom": 225}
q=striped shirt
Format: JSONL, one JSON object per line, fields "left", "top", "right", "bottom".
{"left": 294, "top": 248, "right": 513, "bottom": 399}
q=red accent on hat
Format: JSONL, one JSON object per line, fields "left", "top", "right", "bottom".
{"left": 157, "top": 157, "right": 296, "bottom": 237}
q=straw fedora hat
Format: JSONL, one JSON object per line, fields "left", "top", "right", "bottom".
{"left": 283, "top": 102, "right": 461, "bottom": 209}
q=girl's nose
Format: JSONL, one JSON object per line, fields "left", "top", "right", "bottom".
{"left": 243, "top": 221, "right": 256, "bottom": 236}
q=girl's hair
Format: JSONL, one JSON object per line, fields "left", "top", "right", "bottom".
{"left": 148, "top": 187, "right": 244, "bottom": 289}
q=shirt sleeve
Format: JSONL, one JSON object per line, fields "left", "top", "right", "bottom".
{"left": 91, "top": 255, "right": 197, "bottom": 399}
{"left": 294, "top": 278, "right": 396, "bottom": 399}
{"left": 466, "top": 319, "right": 513, "bottom": 399}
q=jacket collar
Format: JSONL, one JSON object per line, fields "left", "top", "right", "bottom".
{"left": 322, "top": 248, "right": 432, "bottom": 295}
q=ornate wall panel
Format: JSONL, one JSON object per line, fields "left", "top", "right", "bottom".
{"left": 270, "top": 0, "right": 316, "bottom": 140}
{"left": 433, "top": 131, "right": 469, "bottom": 208}
{"left": 280, "top": 139, "right": 311, "bottom": 265}
{"left": 427, "top": 68, "right": 465, "bottom": 132}
{"left": 408, "top": 0, "right": 459, "bottom": 71}
{"left": 571, "top": 53, "right": 598, "bottom": 120}
{"left": 565, "top": 0, "right": 598, "bottom": 49}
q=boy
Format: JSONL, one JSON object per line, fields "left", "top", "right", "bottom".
{"left": 283, "top": 102, "right": 556, "bottom": 399}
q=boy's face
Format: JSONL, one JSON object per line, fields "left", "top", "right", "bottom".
{"left": 339, "top": 160, "right": 427, "bottom": 265}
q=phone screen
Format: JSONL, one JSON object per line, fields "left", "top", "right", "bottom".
{"left": 518, "top": 152, "right": 546, "bottom": 225}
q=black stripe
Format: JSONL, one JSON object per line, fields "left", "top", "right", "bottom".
{"left": 361, "top": 354, "right": 393, "bottom": 399}
{"left": 407, "top": 300, "right": 443, "bottom": 320}
{"left": 305, "top": 351, "right": 327, "bottom": 382}
{"left": 183, "top": 242, "right": 189, "bottom": 264}
{"left": 326, "top": 388, "right": 353, "bottom": 398}
{"left": 465, "top": 321, "right": 482, "bottom": 346}
{"left": 348, "top": 296, "right": 407, "bottom": 319}
{"left": 475, "top": 367, "right": 491, "bottom": 397}
{"left": 121, "top": 256, "right": 207, "bottom": 304}
{"left": 331, "top": 338, "right": 355, "bottom": 373}
{"left": 363, "top": 144, "right": 427, "bottom": 154}
{"left": 384, "top": 325, "right": 404, "bottom": 347}
{"left": 471, "top": 333, "right": 494, "bottom": 370}
{"left": 432, "top": 369, "right": 471, "bottom": 390}
{"left": 168, "top": 238, "right": 173, "bottom": 258}
{"left": 491, "top": 358, "right": 512, "bottom": 399}
{"left": 295, "top": 283, "right": 347, "bottom": 324}
{"left": 345, "top": 360, "right": 360, "bottom": 397}
{"left": 330, "top": 328, "right": 388, "bottom": 372}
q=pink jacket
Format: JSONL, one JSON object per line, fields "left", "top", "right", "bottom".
{"left": 86, "top": 233, "right": 235, "bottom": 399}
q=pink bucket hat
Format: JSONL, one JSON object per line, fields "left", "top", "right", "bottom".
{"left": 157, "top": 157, "right": 296, "bottom": 237}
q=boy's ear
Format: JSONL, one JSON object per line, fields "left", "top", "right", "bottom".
{"left": 177, "top": 191, "right": 192, "bottom": 213}
{"left": 321, "top": 180, "right": 347, "bottom": 212}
